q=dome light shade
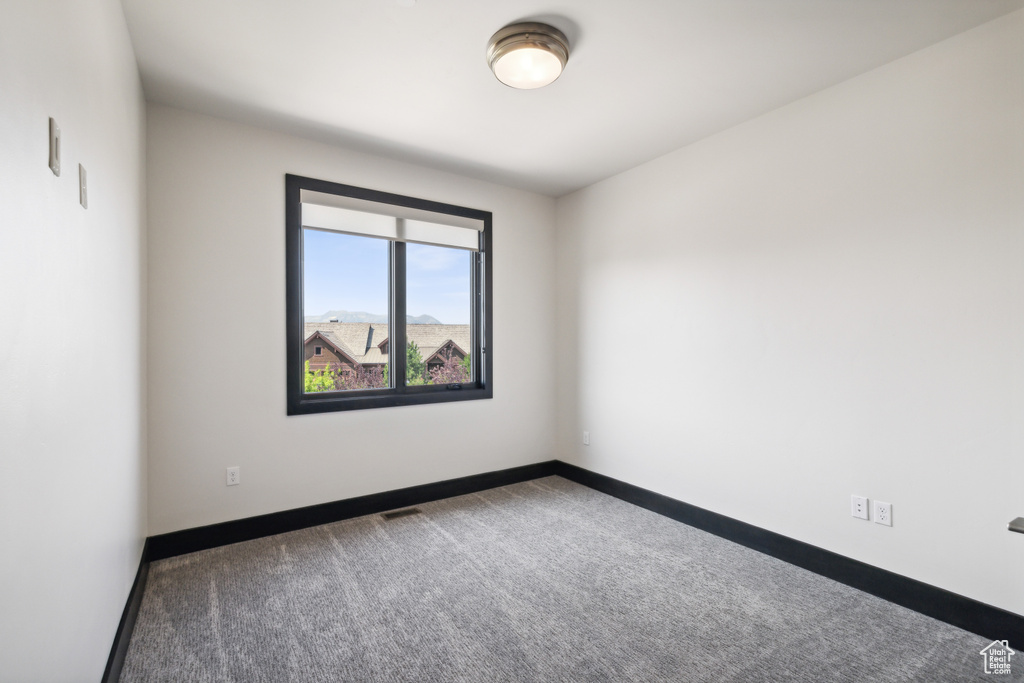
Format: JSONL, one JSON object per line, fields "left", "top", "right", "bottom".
{"left": 487, "top": 22, "right": 569, "bottom": 89}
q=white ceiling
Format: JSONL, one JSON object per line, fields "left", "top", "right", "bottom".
{"left": 121, "top": 0, "right": 1024, "bottom": 197}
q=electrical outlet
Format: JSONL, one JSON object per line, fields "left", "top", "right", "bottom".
{"left": 851, "top": 495, "right": 869, "bottom": 520}
{"left": 874, "top": 501, "right": 892, "bottom": 526}
{"left": 583, "top": 431, "right": 590, "bottom": 446}
{"left": 226, "top": 466, "right": 240, "bottom": 486}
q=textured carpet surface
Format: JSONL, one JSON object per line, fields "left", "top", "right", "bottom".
{"left": 121, "top": 477, "right": 1012, "bottom": 681}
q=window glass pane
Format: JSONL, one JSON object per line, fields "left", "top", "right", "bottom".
{"left": 302, "top": 229, "right": 389, "bottom": 392}
{"left": 406, "top": 242, "right": 472, "bottom": 385}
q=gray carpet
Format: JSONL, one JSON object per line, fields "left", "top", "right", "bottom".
{"left": 121, "top": 477, "right": 1010, "bottom": 681}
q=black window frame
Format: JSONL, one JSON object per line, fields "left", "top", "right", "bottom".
{"left": 286, "top": 174, "right": 493, "bottom": 414}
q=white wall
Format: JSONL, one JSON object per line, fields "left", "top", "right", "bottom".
{"left": 146, "top": 105, "right": 557, "bottom": 535}
{"left": 0, "top": 1, "right": 147, "bottom": 680}
{"left": 556, "top": 10, "right": 1024, "bottom": 615}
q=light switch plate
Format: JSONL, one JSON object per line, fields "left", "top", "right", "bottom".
{"left": 79, "top": 164, "right": 87, "bottom": 209}
{"left": 49, "top": 118, "right": 60, "bottom": 176}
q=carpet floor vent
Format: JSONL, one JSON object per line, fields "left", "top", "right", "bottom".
{"left": 381, "top": 508, "right": 423, "bottom": 520}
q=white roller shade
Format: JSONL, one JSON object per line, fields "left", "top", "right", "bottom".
{"left": 301, "top": 189, "right": 482, "bottom": 251}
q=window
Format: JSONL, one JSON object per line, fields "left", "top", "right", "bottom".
{"left": 286, "top": 174, "right": 492, "bottom": 414}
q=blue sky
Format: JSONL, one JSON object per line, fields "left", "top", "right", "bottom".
{"left": 303, "top": 230, "right": 470, "bottom": 324}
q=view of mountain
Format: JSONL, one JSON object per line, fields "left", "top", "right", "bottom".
{"left": 304, "top": 310, "right": 443, "bottom": 325}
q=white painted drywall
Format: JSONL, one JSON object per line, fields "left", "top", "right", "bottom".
{"left": 146, "top": 106, "right": 557, "bottom": 535}
{"left": 0, "top": 1, "right": 147, "bottom": 680}
{"left": 556, "top": 10, "right": 1024, "bottom": 615}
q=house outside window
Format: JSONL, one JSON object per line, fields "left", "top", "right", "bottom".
{"left": 285, "top": 174, "right": 492, "bottom": 414}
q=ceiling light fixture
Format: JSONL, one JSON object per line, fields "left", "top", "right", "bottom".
{"left": 486, "top": 22, "right": 569, "bottom": 90}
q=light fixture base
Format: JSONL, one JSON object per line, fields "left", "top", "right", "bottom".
{"left": 487, "top": 22, "right": 569, "bottom": 90}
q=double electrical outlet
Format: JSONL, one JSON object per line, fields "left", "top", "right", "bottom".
{"left": 851, "top": 495, "right": 892, "bottom": 526}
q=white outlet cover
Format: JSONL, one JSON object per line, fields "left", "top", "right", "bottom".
{"left": 874, "top": 500, "right": 892, "bottom": 526}
{"left": 226, "top": 466, "right": 240, "bottom": 486}
{"left": 582, "top": 431, "right": 590, "bottom": 446}
{"left": 850, "top": 495, "right": 869, "bottom": 520}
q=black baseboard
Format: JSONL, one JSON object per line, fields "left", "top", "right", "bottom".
{"left": 552, "top": 460, "right": 1024, "bottom": 649}
{"left": 102, "top": 539, "right": 150, "bottom": 683}
{"left": 148, "top": 460, "right": 560, "bottom": 561}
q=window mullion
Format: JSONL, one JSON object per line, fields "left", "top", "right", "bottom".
{"left": 391, "top": 239, "right": 407, "bottom": 391}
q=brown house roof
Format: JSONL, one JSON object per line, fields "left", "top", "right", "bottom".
{"left": 303, "top": 322, "right": 471, "bottom": 366}
{"left": 424, "top": 340, "right": 468, "bottom": 364}
{"left": 306, "top": 330, "right": 360, "bottom": 364}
